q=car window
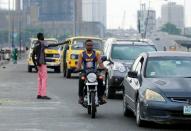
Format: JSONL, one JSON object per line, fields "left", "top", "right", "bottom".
{"left": 31, "top": 40, "right": 58, "bottom": 49}
{"left": 111, "top": 44, "right": 156, "bottom": 60}
{"left": 146, "top": 57, "right": 191, "bottom": 78}
{"left": 71, "top": 39, "right": 103, "bottom": 50}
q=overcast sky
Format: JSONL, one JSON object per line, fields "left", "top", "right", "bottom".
{"left": 107, "top": 0, "right": 191, "bottom": 29}
{"left": 0, "top": 0, "right": 190, "bottom": 29}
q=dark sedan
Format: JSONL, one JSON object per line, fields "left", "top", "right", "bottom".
{"left": 123, "top": 51, "right": 191, "bottom": 126}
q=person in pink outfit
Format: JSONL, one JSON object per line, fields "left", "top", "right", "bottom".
{"left": 32, "top": 33, "right": 63, "bottom": 100}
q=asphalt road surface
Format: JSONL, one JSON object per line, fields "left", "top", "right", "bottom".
{"left": 0, "top": 60, "right": 191, "bottom": 131}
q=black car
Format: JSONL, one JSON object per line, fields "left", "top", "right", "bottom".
{"left": 104, "top": 39, "right": 157, "bottom": 98}
{"left": 123, "top": 51, "right": 191, "bottom": 126}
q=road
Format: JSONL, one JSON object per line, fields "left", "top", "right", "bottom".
{"left": 0, "top": 60, "right": 191, "bottom": 131}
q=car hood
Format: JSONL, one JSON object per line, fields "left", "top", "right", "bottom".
{"left": 149, "top": 78, "right": 191, "bottom": 97}
{"left": 112, "top": 59, "right": 133, "bottom": 69}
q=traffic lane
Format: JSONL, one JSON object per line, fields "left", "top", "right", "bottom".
{"left": 48, "top": 73, "right": 191, "bottom": 131}
{"left": 0, "top": 62, "right": 191, "bottom": 131}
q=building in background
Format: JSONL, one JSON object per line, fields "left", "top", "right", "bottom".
{"left": 21, "top": 0, "right": 106, "bottom": 37}
{"left": 161, "top": 2, "right": 184, "bottom": 33}
{"left": 38, "top": 0, "right": 74, "bottom": 22}
{"left": 82, "top": 0, "right": 106, "bottom": 27}
{"left": 137, "top": 4, "right": 156, "bottom": 37}
{"left": 81, "top": 0, "right": 106, "bottom": 37}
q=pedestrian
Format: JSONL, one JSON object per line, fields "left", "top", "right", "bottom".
{"left": 12, "top": 48, "right": 18, "bottom": 64}
{"left": 32, "top": 33, "right": 64, "bottom": 100}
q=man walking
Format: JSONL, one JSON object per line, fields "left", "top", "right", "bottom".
{"left": 32, "top": 33, "right": 63, "bottom": 100}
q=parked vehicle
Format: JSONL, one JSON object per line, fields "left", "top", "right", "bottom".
{"left": 103, "top": 39, "right": 157, "bottom": 98}
{"left": 123, "top": 51, "right": 191, "bottom": 126}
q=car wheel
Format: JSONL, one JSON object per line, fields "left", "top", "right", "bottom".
{"left": 54, "top": 67, "right": 60, "bottom": 73}
{"left": 106, "top": 77, "right": 115, "bottom": 99}
{"left": 136, "top": 99, "right": 146, "bottom": 127}
{"left": 63, "top": 63, "right": 67, "bottom": 77}
{"left": 66, "top": 68, "right": 71, "bottom": 78}
{"left": 28, "top": 65, "right": 32, "bottom": 72}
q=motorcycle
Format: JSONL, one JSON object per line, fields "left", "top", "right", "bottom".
{"left": 77, "top": 68, "right": 105, "bottom": 118}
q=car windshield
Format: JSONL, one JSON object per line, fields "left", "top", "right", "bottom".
{"left": 146, "top": 57, "right": 191, "bottom": 78}
{"left": 111, "top": 44, "right": 156, "bottom": 60}
{"left": 71, "top": 39, "right": 103, "bottom": 50}
{"left": 32, "top": 40, "right": 58, "bottom": 49}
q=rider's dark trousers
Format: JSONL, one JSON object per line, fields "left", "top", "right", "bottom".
{"left": 79, "top": 73, "right": 105, "bottom": 98}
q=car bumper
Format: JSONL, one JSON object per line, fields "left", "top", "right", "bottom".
{"left": 108, "top": 71, "right": 126, "bottom": 89}
{"left": 28, "top": 63, "right": 60, "bottom": 68}
{"left": 140, "top": 100, "right": 191, "bottom": 123}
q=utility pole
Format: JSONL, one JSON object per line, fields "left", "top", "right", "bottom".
{"left": 73, "top": 0, "right": 76, "bottom": 36}
{"left": 8, "top": 0, "right": 11, "bottom": 48}
{"left": 19, "top": 1, "right": 22, "bottom": 59}
{"left": 11, "top": 0, "right": 15, "bottom": 49}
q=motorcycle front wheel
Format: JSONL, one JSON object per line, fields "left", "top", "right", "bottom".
{"left": 91, "top": 92, "right": 96, "bottom": 118}
{"left": 88, "top": 105, "right": 91, "bottom": 114}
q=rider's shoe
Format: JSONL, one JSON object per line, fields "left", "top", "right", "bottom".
{"left": 99, "top": 96, "right": 107, "bottom": 105}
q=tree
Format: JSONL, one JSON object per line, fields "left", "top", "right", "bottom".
{"left": 161, "top": 23, "right": 181, "bottom": 35}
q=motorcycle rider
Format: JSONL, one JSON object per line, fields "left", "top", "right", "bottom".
{"left": 76, "top": 39, "right": 107, "bottom": 104}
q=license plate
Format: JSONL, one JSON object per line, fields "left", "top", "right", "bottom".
{"left": 183, "top": 106, "right": 191, "bottom": 115}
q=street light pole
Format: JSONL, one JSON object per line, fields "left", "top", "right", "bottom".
{"left": 183, "top": 0, "right": 185, "bottom": 35}
{"left": 11, "top": 0, "right": 15, "bottom": 49}
{"left": 8, "top": 0, "right": 11, "bottom": 47}
{"left": 19, "top": 1, "right": 22, "bottom": 59}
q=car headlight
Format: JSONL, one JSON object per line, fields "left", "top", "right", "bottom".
{"left": 113, "top": 62, "right": 126, "bottom": 72}
{"left": 87, "top": 73, "right": 97, "bottom": 82}
{"left": 144, "top": 89, "right": 166, "bottom": 102}
{"left": 53, "top": 54, "right": 60, "bottom": 58}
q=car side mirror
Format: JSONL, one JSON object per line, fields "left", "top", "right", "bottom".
{"left": 128, "top": 71, "right": 138, "bottom": 78}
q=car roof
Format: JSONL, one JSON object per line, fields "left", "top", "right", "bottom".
{"left": 106, "top": 38, "right": 155, "bottom": 46}
{"left": 30, "top": 38, "right": 58, "bottom": 41}
{"left": 115, "top": 41, "right": 154, "bottom": 46}
{"left": 66, "top": 36, "right": 102, "bottom": 41}
{"left": 146, "top": 51, "right": 191, "bottom": 58}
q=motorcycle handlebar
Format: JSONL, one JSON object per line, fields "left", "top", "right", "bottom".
{"left": 74, "top": 68, "right": 106, "bottom": 73}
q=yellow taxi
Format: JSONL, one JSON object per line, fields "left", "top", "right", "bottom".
{"left": 27, "top": 38, "right": 62, "bottom": 73}
{"left": 60, "top": 36, "right": 104, "bottom": 78}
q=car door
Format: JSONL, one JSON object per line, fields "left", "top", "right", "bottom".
{"left": 123, "top": 56, "right": 144, "bottom": 110}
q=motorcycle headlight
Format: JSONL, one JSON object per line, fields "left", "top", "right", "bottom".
{"left": 87, "top": 73, "right": 97, "bottom": 82}
{"left": 113, "top": 62, "right": 126, "bottom": 72}
{"left": 144, "top": 89, "right": 166, "bottom": 102}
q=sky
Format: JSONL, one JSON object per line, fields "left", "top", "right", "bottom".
{"left": 107, "top": 0, "right": 191, "bottom": 29}
{"left": 0, "top": 0, "right": 190, "bottom": 29}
